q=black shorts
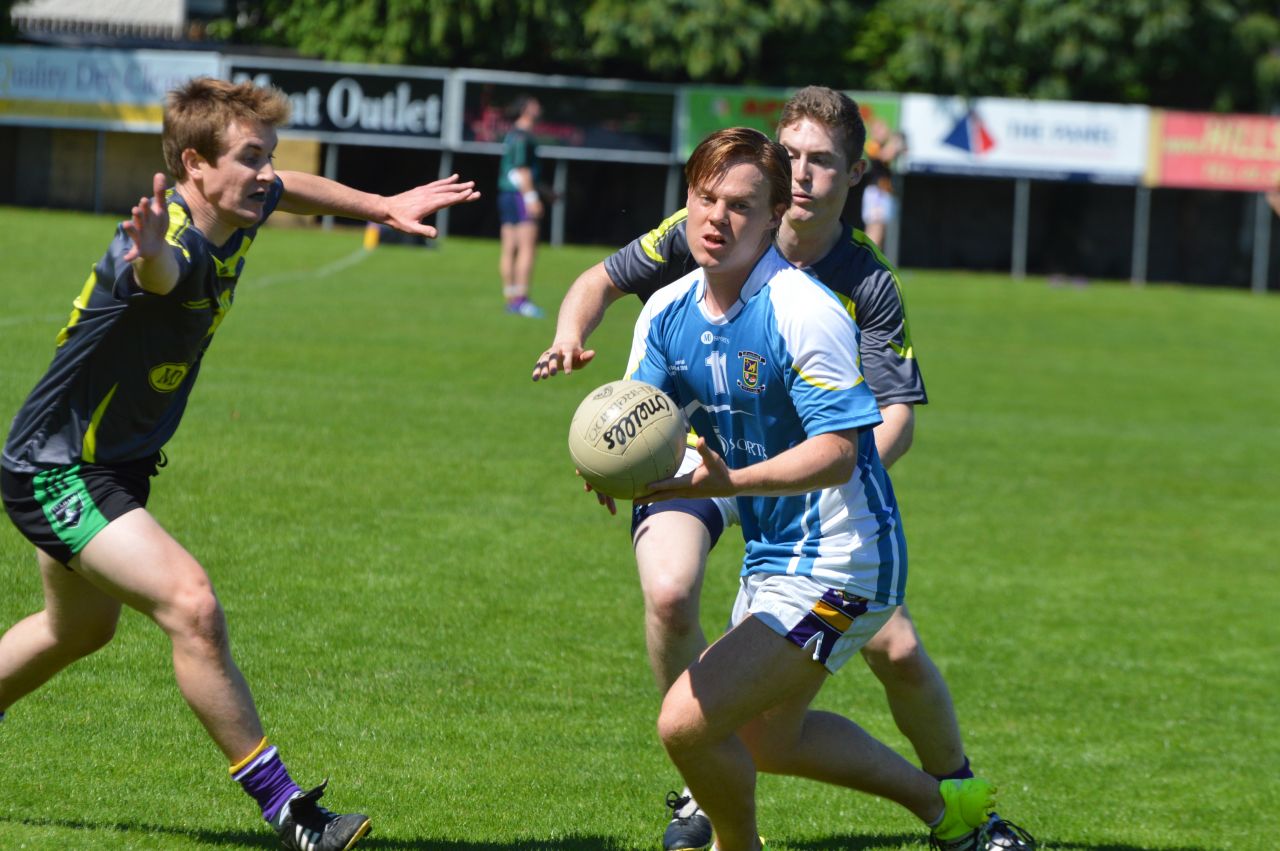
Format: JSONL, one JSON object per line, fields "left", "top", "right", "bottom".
{"left": 630, "top": 498, "right": 726, "bottom": 549}
{"left": 1, "top": 456, "right": 159, "bottom": 567}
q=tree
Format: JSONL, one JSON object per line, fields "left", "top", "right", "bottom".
{"left": 1, "top": 0, "right": 20, "bottom": 42}
{"left": 847, "top": 0, "right": 1280, "bottom": 112}
{"left": 206, "top": 0, "right": 1280, "bottom": 113}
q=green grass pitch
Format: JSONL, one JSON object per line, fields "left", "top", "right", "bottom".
{"left": 1, "top": 206, "right": 1277, "bottom": 849}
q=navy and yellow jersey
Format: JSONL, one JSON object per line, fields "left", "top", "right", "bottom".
{"left": 604, "top": 211, "right": 927, "bottom": 408}
{"left": 497, "top": 127, "right": 539, "bottom": 193}
{"left": 2, "top": 178, "right": 284, "bottom": 474}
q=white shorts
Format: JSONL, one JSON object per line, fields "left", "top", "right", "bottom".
{"left": 862, "top": 183, "right": 896, "bottom": 226}
{"left": 730, "top": 572, "right": 896, "bottom": 674}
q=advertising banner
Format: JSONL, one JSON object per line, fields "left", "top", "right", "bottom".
{"left": 461, "top": 81, "right": 674, "bottom": 155}
{"left": 0, "top": 46, "right": 218, "bottom": 128}
{"left": 901, "top": 94, "right": 1149, "bottom": 183}
{"left": 681, "top": 86, "right": 901, "bottom": 158}
{"left": 228, "top": 59, "right": 446, "bottom": 145}
{"left": 1146, "top": 110, "right": 1280, "bottom": 191}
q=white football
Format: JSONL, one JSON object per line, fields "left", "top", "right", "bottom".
{"left": 568, "top": 379, "right": 687, "bottom": 499}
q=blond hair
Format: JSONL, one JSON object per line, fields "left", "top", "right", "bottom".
{"left": 163, "top": 77, "right": 290, "bottom": 181}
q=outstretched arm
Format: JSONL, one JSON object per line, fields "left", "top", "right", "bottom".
{"left": 531, "top": 261, "right": 628, "bottom": 381}
{"left": 122, "top": 172, "right": 180, "bottom": 296}
{"left": 276, "top": 171, "right": 481, "bottom": 238}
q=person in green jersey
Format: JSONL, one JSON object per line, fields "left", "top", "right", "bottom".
{"left": 497, "top": 94, "right": 545, "bottom": 317}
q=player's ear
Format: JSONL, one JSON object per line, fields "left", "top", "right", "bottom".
{"left": 769, "top": 202, "right": 787, "bottom": 229}
{"left": 848, "top": 157, "right": 867, "bottom": 187}
{"left": 179, "top": 147, "right": 207, "bottom": 182}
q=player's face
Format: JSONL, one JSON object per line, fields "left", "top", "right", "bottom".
{"left": 686, "top": 160, "right": 785, "bottom": 283}
{"left": 778, "top": 118, "right": 864, "bottom": 228}
{"left": 200, "top": 120, "right": 279, "bottom": 231}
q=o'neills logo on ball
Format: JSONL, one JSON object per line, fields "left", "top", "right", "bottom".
{"left": 586, "top": 386, "right": 649, "bottom": 443}
{"left": 600, "top": 394, "right": 671, "bottom": 451}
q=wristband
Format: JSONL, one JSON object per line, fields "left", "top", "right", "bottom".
{"left": 523, "top": 191, "right": 539, "bottom": 204}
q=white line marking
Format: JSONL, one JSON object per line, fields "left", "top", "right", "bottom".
{"left": 250, "top": 248, "right": 371, "bottom": 289}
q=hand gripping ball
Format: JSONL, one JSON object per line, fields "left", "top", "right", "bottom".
{"left": 568, "top": 380, "right": 688, "bottom": 499}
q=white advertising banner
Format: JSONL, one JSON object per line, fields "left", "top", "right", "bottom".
{"left": 901, "top": 93, "right": 1149, "bottom": 183}
{"left": 0, "top": 46, "right": 219, "bottom": 129}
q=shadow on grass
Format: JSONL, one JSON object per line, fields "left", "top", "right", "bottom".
{"left": 0, "top": 816, "right": 633, "bottom": 850}
{"left": 787, "top": 836, "right": 1213, "bottom": 851}
{"left": 0, "top": 820, "right": 1220, "bottom": 851}
{"left": 0, "top": 816, "right": 275, "bottom": 848}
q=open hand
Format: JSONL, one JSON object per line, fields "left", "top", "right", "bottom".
{"left": 121, "top": 173, "right": 170, "bottom": 263}
{"left": 384, "top": 174, "right": 481, "bottom": 238}
{"left": 532, "top": 340, "right": 597, "bottom": 381}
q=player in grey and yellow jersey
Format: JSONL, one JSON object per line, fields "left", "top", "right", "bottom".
{"left": 533, "top": 87, "right": 1034, "bottom": 851}
{"left": 0, "top": 77, "right": 479, "bottom": 851}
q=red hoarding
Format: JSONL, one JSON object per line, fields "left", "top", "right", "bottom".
{"left": 1150, "top": 111, "right": 1280, "bottom": 191}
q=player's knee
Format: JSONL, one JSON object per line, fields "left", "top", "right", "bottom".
{"left": 164, "top": 582, "right": 229, "bottom": 651}
{"left": 643, "top": 573, "right": 700, "bottom": 635}
{"left": 657, "top": 690, "right": 708, "bottom": 755}
{"left": 862, "top": 625, "right": 930, "bottom": 684}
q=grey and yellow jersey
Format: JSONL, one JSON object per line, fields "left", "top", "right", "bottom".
{"left": 2, "top": 179, "right": 284, "bottom": 473}
{"left": 603, "top": 210, "right": 926, "bottom": 408}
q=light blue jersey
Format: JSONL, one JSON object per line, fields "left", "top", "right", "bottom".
{"left": 627, "top": 246, "right": 906, "bottom": 605}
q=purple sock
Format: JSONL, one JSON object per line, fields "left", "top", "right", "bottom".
{"left": 231, "top": 743, "right": 302, "bottom": 823}
{"left": 932, "top": 756, "right": 973, "bottom": 782}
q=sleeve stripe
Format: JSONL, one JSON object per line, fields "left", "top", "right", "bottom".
{"left": 640, "top": 208, "right": 689, "bottom": 263}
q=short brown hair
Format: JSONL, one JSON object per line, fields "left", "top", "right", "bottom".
{"left": 162, "top": 77, "right": 290, "bottom": 181}
{"left": 777, "top": 86, "right": 866, "bottom": 167}
{"left": 684, "top": 127, "right": 791, "bottom": 212}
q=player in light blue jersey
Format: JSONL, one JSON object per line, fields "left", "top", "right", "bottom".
{"left": 627, "top": 234, "right": 905, "bottom": 606}
{"left": 537, "top": 87, "right": 1033, "bottom": 851}
{"left": 620, "top": 127, "right": 999, "bottom": 851}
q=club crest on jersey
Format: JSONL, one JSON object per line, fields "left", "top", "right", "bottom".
{"left": 149, "top": 362, "right": 190, "bottom": 393}
{"left": 51, "top": 493, "right": 83, "bottom": 529}
{"left": 737, "top": 350, "right": 765, "bottom": 393}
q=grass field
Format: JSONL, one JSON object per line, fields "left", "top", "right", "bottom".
{"left": 1, "top": 206, "right": 1277, "bottom": 850}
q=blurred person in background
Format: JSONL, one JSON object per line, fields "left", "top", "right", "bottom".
{"left": 862, "top": 117, "right": 906, "bottom": 249}
{"left": 498, "top": 94, "right": 546, "bottom": 318}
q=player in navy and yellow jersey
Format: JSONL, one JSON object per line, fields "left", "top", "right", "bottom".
{"left": 0, "top": 77, "right": 479, "bottom": 851}
{"left": 533, "top": 88, "right": 1033, "bottom": 851}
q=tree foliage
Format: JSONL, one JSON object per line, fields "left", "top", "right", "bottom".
{"left": 1, "top": 0, "right": 19, "bottom": 41}
{"left": 206, "top": 0, "right": 1280, "bottom": 112}
{"left": 849, "top": 0, "right": 1280, "bottom": 111}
